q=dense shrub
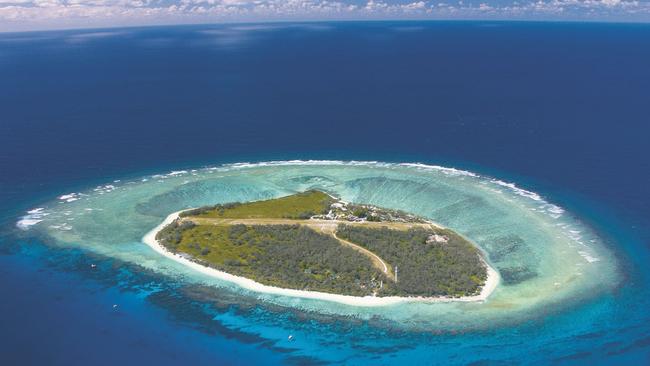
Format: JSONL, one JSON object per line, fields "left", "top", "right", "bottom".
{"left": 336, "top": 225, "right": 487, "bottom": 297}
{"left": 160, "top": 222, "right": 384, "bottom": 296}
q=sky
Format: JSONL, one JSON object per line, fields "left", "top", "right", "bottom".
{"left": 0, "top": 0, "right": 649, "bottom": 32}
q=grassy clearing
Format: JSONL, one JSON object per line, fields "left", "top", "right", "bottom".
{"left": 181, "top": 190, "right": 334, "bottom": 219}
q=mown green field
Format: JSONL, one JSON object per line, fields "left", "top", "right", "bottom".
{"left": 180, "top": 190, "right": 334, "bottom": 219}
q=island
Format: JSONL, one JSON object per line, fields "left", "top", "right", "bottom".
{"left": 144, "top": 190, "right": 498, "bottom": 304}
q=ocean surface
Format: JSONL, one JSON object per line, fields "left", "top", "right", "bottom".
{"left": 1, "top": 22, "right": 650, "bottom": 365}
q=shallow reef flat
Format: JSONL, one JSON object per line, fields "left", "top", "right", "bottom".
{"left": 16, "top": 161, "right": 619, "bottom": 330}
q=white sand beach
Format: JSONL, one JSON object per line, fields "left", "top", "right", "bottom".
{"left": 142, "top": 211, "right": 499, "bottom": 307}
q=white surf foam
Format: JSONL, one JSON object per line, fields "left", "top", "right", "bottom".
{"left": 16, "top": 207, "right": 49, "bottom": 230}
{"left": 58, "top": 193, "right": 83, "bottom": 202}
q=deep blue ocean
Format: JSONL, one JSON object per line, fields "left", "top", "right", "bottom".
{"left": 1, "top": 22, "right": 649, "bottom": 365}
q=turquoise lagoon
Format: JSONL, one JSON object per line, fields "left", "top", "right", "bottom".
{"left": 18, "top": 161, "right": 619, "bottom": 332}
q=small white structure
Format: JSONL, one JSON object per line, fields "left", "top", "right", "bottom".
{"left": 426, "top": 234, "right": 449, "bottom": 244}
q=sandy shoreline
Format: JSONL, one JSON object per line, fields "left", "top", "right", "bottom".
{"left": 142, "top": 210, "right": 499, "bottom": 307}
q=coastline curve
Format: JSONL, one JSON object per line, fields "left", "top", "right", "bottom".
{"left": 142, "top": 210, "right": 501, "bottom": 307}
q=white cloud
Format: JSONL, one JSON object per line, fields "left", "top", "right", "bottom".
{"left": 1, "top": 0, "right": 649, "bottom": 32}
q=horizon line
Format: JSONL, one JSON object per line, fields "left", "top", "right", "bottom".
{"left": 3, "top": 17, "right": 650, "bottom": 35}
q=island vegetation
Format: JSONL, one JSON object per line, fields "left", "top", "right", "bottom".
{"left": 336, "top": 225, "right": 486, "bottom": 296}
{"left": 156, "top": 190, "right": 487, "bottom": 297}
